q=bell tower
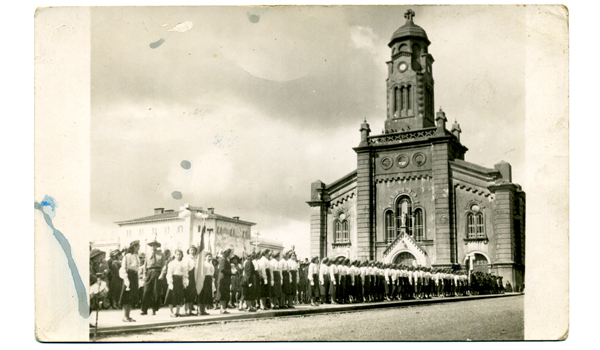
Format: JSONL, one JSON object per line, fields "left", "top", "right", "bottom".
{"left": 385, "top": 9, "right": 435, "bottom": 133}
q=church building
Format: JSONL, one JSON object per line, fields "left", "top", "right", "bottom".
{"left": 307, "top": 10, "right": 525, "bottom": 290}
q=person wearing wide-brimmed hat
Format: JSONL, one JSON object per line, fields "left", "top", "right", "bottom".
{"left": 140, "top": 238, "right": 166, "bottom": 316}
{"left": 119, "top": 240, "right": 141, "bottom": 322}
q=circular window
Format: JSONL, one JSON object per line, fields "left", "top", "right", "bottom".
{"left": 397, "top": 154, "right": 410, "bottom": 168}
{"left": 381, "top": 157, "right": 393, "bottom": 170}
{"left": 470, "top": 204, "right": 480, "bottom": 212}
{"left": 413, "top": 152, "right": 427, "bottom": 167}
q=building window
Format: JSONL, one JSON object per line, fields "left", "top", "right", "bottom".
{"left": 414, "top": 208, "right": 424, "bottom": 242}
{"left": 139, "top": 229, "right": 143, "bottom": 236}
{"left": 385, "top": 210, "right": 395, "bottom": 243}
{"left": 466, "top": 204, "right": 485, "bottom": 239}
{"left": 178, "top": 225, "right": 183, "bottom": 233}
{"left": 396, "top": 196, "right": 413, "bottom": 237}
{"left": 341, "top": 220, "right": 349, "bottom": 243}
{"left": 334, "top": 213, "right": 350, "bottom": 244}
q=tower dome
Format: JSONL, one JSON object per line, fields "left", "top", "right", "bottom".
{"left": 389, "top": 9, "right": 430, "bottom": 47}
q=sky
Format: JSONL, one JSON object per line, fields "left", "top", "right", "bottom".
{"left": 90, "top": 5, "right": 526, "bottom": 258}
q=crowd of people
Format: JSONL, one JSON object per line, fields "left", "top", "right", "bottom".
{"left": 88, "top": 239, "right": 508, "bottom": 323}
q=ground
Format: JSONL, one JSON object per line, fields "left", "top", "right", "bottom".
{"left": 98, "top": 294, "right": 523, "bottom": 341}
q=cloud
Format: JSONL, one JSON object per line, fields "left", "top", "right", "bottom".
{"left": 350, "top": 25, "right": 378, "bottom": 50}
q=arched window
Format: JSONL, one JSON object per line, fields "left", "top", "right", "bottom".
{"left": 396, "top": 87, "right": 402, "bottom": 113}
{"left": 407, "top": 85, "right": 412, "bottom": 110}
{"left": 396, "top": 196, "right": 413, "bottom": 236}
{"left": 385, "top": 210, "right": 395, "bottom": 243}
{"left": 466, "top": 204, "right": 485, "bottom": 239}
{"left": 414, "top": 208, "right": 424, "bottom": 242}
{"left": 399, "top": 44, "right": 408, "bottom": 52}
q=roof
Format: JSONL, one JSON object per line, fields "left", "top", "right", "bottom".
{"left": 451, "top": 159, "right": 499, "bottom": 176}
{"left": 115, "top": 210, "right": 180, "bottom": 225}
{"left": 389, "top": 17, "right": 430, "bottom": 46}
{"left": 115, "top": 207, "right": 256, "bottom": 226}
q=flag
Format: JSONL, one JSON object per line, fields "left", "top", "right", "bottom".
{"left": 194, "top": 224, "right": 207, "bottom": 294}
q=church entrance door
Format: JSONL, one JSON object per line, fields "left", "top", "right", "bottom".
{"left": 394, "top": 251, "right": 417, "bottom": 266}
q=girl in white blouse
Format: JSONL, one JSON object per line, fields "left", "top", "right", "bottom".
{"left": 166, "top": 249, "right": 188, "bottom": 317}
{"left": 119, "top": 240, "right": 140, "bottom": 322}
{"left": 307, "top": 256, "right": 320, "bottom": 306}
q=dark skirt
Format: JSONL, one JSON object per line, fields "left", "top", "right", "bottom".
{"left": 364, "top": 275, "right": 371, "bottom": 296}
{"left": 319, "top": 275, "right": 330, "bottom": 297}
{"left": 186, "top": 269, "right": 197, "bottom": 303}
{"left": 198, "top": 275, "right": 213, "bottom": 305}
{"left": 165, "top": 275, "right": 185, "bottom": 306}
{"left": 282, "top": 271, "right": 291, "bottom": 295}
{"left": 290, "top": 270, "right": 298, "bottom": 295}
{"left": 242, "top": 273, "right": 257, "bottom": 301}
{"left": 356, "top": 275, "right": 363, "bottom": 299}
{"left": 309, "top": 274, "right": 320, "bottom": 298}
{"left": 384, "top": 276, "right": 390, "bottom": 295}
{"left": 218, "top": 276, "right": 231, "bottom": 302}
{"left": 330, "top": 274, "right": 338, "bottom": 295}
{"left": 260, "top": 268, "right": 271, "bottom": 298}
{"left": 231, "top": 274, "right": 240, "bottom": 295}
{"left": 120, "top": 270, "right": 139, "bottom": 305}
{"left": 272, "top": 271, "right": 282, "bottom": 298}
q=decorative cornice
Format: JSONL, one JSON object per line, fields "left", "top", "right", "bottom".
{"left": 375, "top": 173, "right": 431, "bottom": 184}
{"left": 392, "top": 51, "right": 412, "bottom": 60}
{"left": 454, "top": 180, "right": 492, "bottom": 198}
{"left": 330, "top": 191, "right": 356, "bottom": 207}
{"left": 367, "top": 127, "right": 437, "bottom": 146}
{"left": 332, "top": 242, "right": 352, "bottom": 249}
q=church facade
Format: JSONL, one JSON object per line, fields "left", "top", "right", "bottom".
{"left": 307, "top": 10, "right": 525, "bottom": 290}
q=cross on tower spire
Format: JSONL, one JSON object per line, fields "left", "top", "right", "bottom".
{"left": 404, "top": 9, "right": 415, "bottom": 22}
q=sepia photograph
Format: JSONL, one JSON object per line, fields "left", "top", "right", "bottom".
{"left": 32, "top": 3, "right": 569, "bottom": 343}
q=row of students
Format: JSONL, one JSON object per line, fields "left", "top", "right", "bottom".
{"left": 107, "top": 240, "right": 504, "bottom": 322}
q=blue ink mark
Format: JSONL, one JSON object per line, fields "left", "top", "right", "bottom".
{"left": 213, "top": 134, "right": 223, "bottom": 148}
{"left": 150, "top": 38, "right": 165, "bottom": 49}
{"left": 34, "top": 198, "right": 90, "bottom": 318}
{"left": 40, "top": 195, "right": 58, "bottom": 219}
{"left": 180, "top": 160, "right": 191, "bottom": 170}
{"left": 172, "top": 191, "right": 183, "bottom": 200}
